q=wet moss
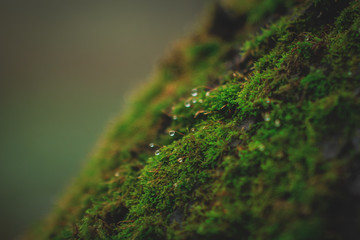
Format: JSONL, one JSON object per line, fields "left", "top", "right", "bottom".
{"left": 27, "top": 0, "right": 360, "bottom": 239}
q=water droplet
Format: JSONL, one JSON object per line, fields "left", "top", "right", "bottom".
{"left": 206, "top": 91, "right": 210, "bottom": 97}
{"left": 177, "top": 157, "right": 183, "bottom": 163}
{"left": 155, "top": 150, "right": 161, "bottom": 156}
{"left": 305, "top": 36, "right": 309, "bottom": 41}
{"left": 149, "top": 143, "right": 155, "bottom": 148}
{"left": 266, "top": 98, "right": 271, "bottom": 104}
{"left": 191, "top": 128, "right": 195, "bottom": 132}
{"left": 184, "top": 100, "right": 191, "bottom": 108}
{"left": 169, "top": 130, "right": 175, "bottom": 137}
{"left": 276, "top": 151, "right": 284, "bottom": 158}
{"left": 191, "top": 88, "right": 198, "bottom": 97}
{"left": 192, "top": 99, "right": 197, "bottom": 104}
{"left": 264, "top": 112, "right": 271, "bottom": 122}
{"left": 275, "top": 119, "right": 281, "bottom": 127}
{"left": 198, "top": 99, "right": 203, "bottom": 103}
{"left": 348, "top": 71, "right": 353, "bottom": 76}
{"left": 115, "top": 172, "right": 120, "bottom": 177}
{"left": 173, "top": 115, "right": 178, "bottom": 120}
{"left": 258, "top": 144, "right": 265, "bottom": 152}
{"left": 173, "top": 183, "right": 178, "bottom": 188}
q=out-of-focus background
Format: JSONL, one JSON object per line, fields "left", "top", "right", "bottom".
{"left": 0, "top": 1, "right": 208, "bottom": 238}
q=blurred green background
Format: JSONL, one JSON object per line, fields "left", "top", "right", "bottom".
{"left": 0, "top": 1, "right": 208, "bottom": 239}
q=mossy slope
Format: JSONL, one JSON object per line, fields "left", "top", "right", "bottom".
{"left": 28, "top": 0, "right": 360, "bottom": 239}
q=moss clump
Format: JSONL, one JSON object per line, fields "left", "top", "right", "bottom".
{"left": 27, "top": 0, "right": 360, "bottom": 239}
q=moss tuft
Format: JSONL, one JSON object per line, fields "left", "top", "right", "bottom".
{"left": 26, "top": 0, "right": 360, "bottom": 239}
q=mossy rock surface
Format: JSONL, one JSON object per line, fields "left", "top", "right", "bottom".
{"left": 28, "top": 0, "right": 360, "bottom": 239}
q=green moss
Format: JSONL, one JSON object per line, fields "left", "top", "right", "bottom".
{"left": 26, "top": 0, "right": 360, "bottom": 239}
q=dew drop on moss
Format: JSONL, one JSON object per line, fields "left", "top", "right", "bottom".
{"left": 206, "top": 91, "right": 210, "bottom": 97}
{"left": 169, "top": 130, "right": 175, "bottom": 137}
{"left": 192, "top": 99, "right": 197, "bottom": 104}
{"left": 258, "top": 144, "right": 265, "bottom": 151}
{"left": 177, "top": 157, "right": 183, "bottom": 163}
{"left": 184, "top": 100, "right": 191, "bottom": 108}
{"left": 275, "top": 119, "right": 281, "bottom": 127}
{"left": 276, "top": 151, "right": 284, "bottom": 158}
{"left": 264, "top": 112, "right": 271, "bottom": 122}
{"left": 191, "top": 88, "right": 198, "bottom": 97}
{"left": 173, "top": 115, "right": 178, "bottom": 120}
{"left": 155, "top": 150, "right": 161, "bottom": 156}
{"left": 191, "top": 128, "right": 196, "bottom": 132}
{"left": 149, "top": 143, "right": 155, "bottom": 148}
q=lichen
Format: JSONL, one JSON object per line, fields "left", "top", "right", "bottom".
{"left": 26, "top": 0, "right": 360, "bottom": 239}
